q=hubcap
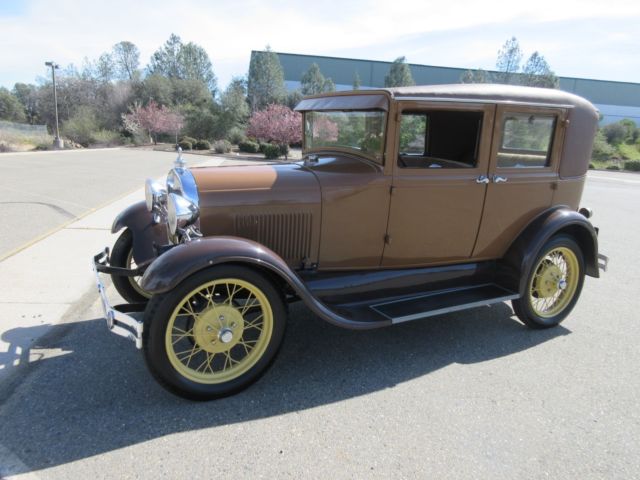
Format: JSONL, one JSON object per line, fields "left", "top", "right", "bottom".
{"left": 529, "top": 247, "right": 579, "bottom": 318}
{"left": 165, "top": 278, "right": 273, "bottom": 384}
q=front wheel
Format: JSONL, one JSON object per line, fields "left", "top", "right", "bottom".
{"left": 142, "top": 265, "right": 287, "bottom": 400}
{"left": 110, "top": 229, "right": 151, "bottom": 303}
{"left": 512, "top": 235, "right": 585, "bottom": 329}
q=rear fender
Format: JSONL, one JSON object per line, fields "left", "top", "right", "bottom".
{"left": 140, "top": 236, "right": 388, "bottom": 330}
{"left": 111, "top": 201, "right": 169, "bottom": 265}
{"left": 500, "top": 206, "right": 599, "bottom": 295}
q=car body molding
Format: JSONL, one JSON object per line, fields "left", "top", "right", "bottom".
{"left": 111, "top": 201, "right": 169, "bottom": 265}
{"left": 501, "top": 206, "right": 600, "bottom": 295}
{"left": 139, "top": 236, "right": 391, "bottom": 330}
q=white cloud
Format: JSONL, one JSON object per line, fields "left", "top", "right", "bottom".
{"left": 0, "top": 0, "right": 638, "bottom": 88}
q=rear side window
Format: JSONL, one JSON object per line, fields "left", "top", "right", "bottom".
{"left": 498, "top": 113, "right": 556, "bottom": 168}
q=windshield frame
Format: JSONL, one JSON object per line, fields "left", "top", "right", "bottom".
{"left": 302, "top": 109, "right": 389, "bottom": 164}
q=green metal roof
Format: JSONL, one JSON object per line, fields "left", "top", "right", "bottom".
{"left": 264, "top": 51, "right": 640, "bottom": 108}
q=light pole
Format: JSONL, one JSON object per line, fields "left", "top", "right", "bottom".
{"left": 44, "top": 61, "right": 64, "bottom": 149}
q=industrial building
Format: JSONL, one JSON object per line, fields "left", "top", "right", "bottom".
{"left": 262, "top": 51, "right": 640, "bottom": 125}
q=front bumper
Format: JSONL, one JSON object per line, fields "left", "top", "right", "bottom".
{"left": 93, "top": 248, "right": 145, "bottom": 349}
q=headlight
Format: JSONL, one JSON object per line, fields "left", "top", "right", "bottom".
{"left": 144, "top": 179, "right": 167, "bottom": 212}
{"left": 167, "top": 193, "right": 199, "bottom": 235}
{"left": 167, "top": 168, "right": 199, "bottom": 206}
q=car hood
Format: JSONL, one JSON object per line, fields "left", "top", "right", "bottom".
{"left": 190, "top": 162, "right": 322, "bottom": 265}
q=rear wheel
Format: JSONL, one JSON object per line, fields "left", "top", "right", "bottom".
{"left": 512, "top": 235, "right": 585, "bottom": 329}
{"left": 110, "top": 229, "right": 151, "bottom": 304}
{"left": 142, "top": 265, "right": 287, "bottom": 400}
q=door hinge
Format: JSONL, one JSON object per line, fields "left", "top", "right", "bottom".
{"left": 390, "top": 185, "right": 395, "bottom": 195}
{"left": 384, "top": 234, "right": 392, "bottom": 245}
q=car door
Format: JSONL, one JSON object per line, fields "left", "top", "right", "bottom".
{"left": 472, "top": 104, "right": 569, "bottom": 259}
{"left": 381, "top": 101, "right": 495, "bottom": 267}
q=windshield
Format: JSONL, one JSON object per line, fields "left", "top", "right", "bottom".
{"left": 304, "top": 110, "right": 386, "bottom": 162}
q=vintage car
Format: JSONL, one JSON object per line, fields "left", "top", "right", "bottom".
{"left": 94, "top": 84, "right": 608, "bottom": 400}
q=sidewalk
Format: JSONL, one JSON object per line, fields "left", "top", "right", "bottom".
{"left": 0, "top": 157, "right": 234, "bottom": 384}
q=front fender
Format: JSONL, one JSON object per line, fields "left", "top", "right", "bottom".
{"left": 111, "top": 201, "right": 169, "bottom": 265}
{"left": 501, "top": 206, "right": 600, "bottom": 295}
{"left": 140, "top": 236, "right": 389, "bottom": 330}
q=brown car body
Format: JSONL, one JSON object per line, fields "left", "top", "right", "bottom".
{"left": 95, "top": 83, "right": 607, "bottom": 398}
{"left": 107, "top": 84, "right": 603, "bottom": 330}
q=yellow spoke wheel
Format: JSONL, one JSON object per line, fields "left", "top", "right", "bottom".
{"left": 143, "top": 265, "right": 286, "bottom": 400}
{"left": 512, "top": 235, "right": 584, "bottom": 329}
{"left": 528, "top": 246, "right": 579, "bottom": 318}
{"left": 165, "top": 278, "right": 273, "bottom": 384}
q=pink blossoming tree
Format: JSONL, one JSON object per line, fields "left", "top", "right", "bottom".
{"left": 247, "top": 104, "right": 302, "bottom": 158}
{"left": 122, "top": 100, "right": 184, "bottom": 144}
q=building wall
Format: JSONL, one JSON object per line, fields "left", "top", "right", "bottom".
{"left": 269, "top": 51, "right": 640, "bottom": 125}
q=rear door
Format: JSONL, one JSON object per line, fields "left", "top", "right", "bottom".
{"left": 472, "top": 105, "right": 569, "bottom": 259}
{"left": 381, "top": 101, "right": 495, "bottom": 267}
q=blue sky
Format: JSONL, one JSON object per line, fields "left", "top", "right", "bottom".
{"left": 0, "top": 0, "right": 638, "bottom": 90}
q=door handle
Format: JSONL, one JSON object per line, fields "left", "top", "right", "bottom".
{"left": 493, "top": 175, "right": 508, "bottom": 183}
{"left": 476, "top": 175, "right": 490, "bottom": 184}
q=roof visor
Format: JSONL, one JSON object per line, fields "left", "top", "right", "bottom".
{"left": 295, "top": 94, "right": 389, "bottom": 112}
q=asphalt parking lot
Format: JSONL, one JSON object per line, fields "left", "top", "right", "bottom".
{"left": 0, "top": 151, "right": 638, "bottom": 479}
{"left": 0, "top": 148, "right": 181, "bottom": 260}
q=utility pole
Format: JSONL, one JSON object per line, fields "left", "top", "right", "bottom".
{"left": 44, "top": 61, "right": 64, "bottom": 149}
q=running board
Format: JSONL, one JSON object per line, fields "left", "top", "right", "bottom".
{"left": 370, "top": 284, "right": 519, "bottom": 324}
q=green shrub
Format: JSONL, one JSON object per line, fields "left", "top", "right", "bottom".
{"left": 227, "top": 127, "right": 245, "bottom": 145}
{"left": 91, "top": 129, "right": 122, "bottom": 146}
{"left": 194, "top": 139, "right": 211, "bottom": 150}
{"left": 606, "top": 164, "right": 620, "bottom": 171}
{"left": 263, "top": 143, "right": 281, "bottom": 159}
{"left": 178, "top": 139, "right": 192, "bottom": 150}
{"left": 62, "top": 106, "right": 99, "bottom": 147}
{"left": 259, "top": 142, "right": 269, "bottom": 153}
{"left": 213, "top": 139, "right": 231, "bottom": 153}
{"left": 238, "top": 140, "right": 260, "bottom": 153}
{"left": 278, "top": 143, "right": 289, "bottom": 158}
{"left": 602, "top": 122, "right": 626, "bottom": 145}
{"left": 591, "top": 131, "right": 616, "bottom": 161}
{"left": 588, "top": 163, "right": 595, "bottom": 169}
{"left": 624, "top": 160, "right": 640, "bottom": 171}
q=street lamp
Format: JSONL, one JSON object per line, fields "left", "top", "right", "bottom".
{"left": 44, "top": 61, "right": 64, "bottom": 149}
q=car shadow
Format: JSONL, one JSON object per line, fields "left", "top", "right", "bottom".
{"left": 0, "top": 302, "right": 569, "bottom": 474}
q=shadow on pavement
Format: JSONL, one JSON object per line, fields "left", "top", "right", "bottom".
{"left": 0, "top": 302, "right": 569, "bottom": 474}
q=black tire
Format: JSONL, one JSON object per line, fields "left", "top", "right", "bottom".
{"left": 512, "top": 234, "right": 585, "bottom": 329}
{"left": 142, "top": 265, "right": 287, "bottom": 400}
{"left": 110, "top": 229, "right": 151, "bottom": 304}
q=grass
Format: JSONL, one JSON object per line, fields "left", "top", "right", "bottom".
{"left": 0, "top": 131, "right": 53, "bottom": 152}
{"left": 617, "top": 143, "right": 640, "bottom": 161}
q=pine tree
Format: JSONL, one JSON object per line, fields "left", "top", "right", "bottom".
{"left": 247, "top": 46, "right": 286, "bottom": 111}
{"left": 495, "top": 37, "right": 522, "bottom": 84}
{"left": 301, "top": 63, "right": 336, "bottom": 95}
{"left": 521, "top": 52, "right": 559, "bottom": 88}
{"left": 353, "top": 71, "right": 361, "bottom": 90}
{"left": 384, "top": 57, "right": 415, "bottom": 87}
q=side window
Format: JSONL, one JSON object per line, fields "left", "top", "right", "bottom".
{"left": 399, "top": 114, "right": 427, "bottom": 155}
{"left": 398, "top": 110, "right": 483, "bottom": 169}
{"left": 498, "top": 113, "right": 556, "bottom": 168}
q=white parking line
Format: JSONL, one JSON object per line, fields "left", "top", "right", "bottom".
{"left": 588, "top": 174, "right": 640, "bottom": 185}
